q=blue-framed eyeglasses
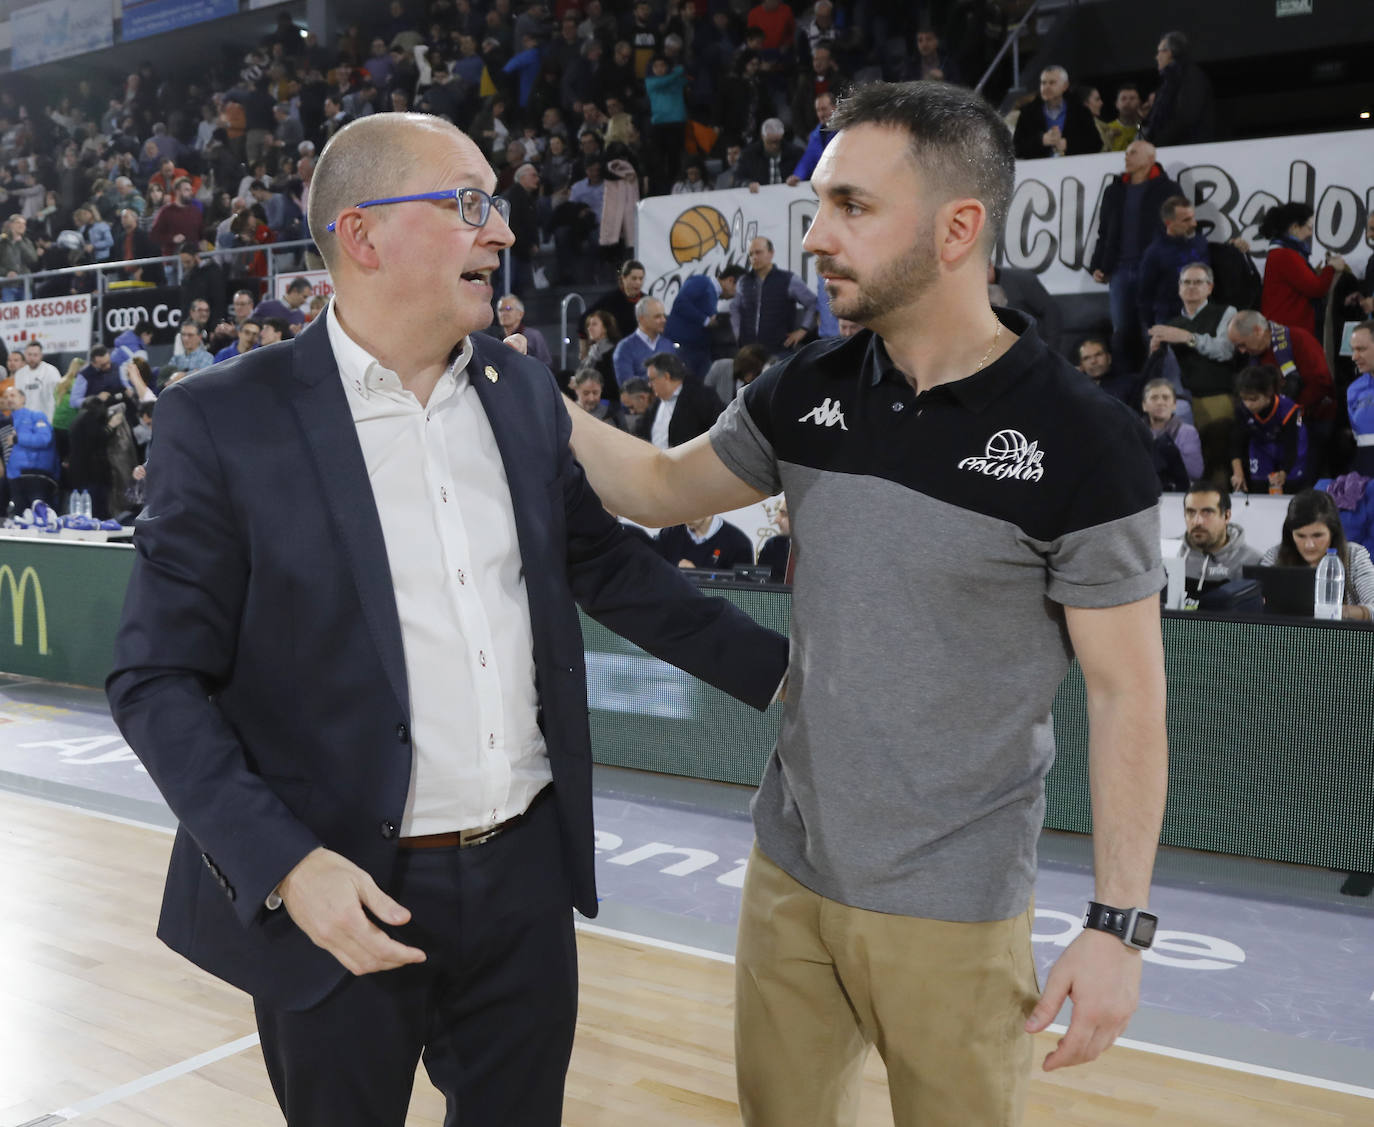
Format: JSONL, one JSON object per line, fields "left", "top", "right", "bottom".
{"left": 325, "top": 187, "right": 511, "bottom": 232}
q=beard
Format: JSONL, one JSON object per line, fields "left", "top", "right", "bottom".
{"left": 815, "top": 222, "right": 938, "bottom": 326}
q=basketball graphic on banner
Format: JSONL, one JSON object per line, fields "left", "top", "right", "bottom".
{"left": 669, "top": 206, "right": 730, "bottom": 264}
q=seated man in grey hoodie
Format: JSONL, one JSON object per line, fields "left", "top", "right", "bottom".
{"left": 1178, "top": 481, "right": 1260, "bottom": 586}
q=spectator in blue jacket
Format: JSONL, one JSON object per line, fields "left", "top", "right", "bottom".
{"left": 3, "top": 385, "right": 60, "bottom": 509}
{"left": 502, "top": 35, "right": 544, "bottom": 109}
{"left": 1137, "top": 197, "right": 1208, "bottom": 327}
{"left": 787, "top": 91, "right": 837, "bottom": 185}
{"left": 1345, "top": 319, "right": 1374, "bottom": 475}
{"left": 73, "top": 205, "right": 114, "bottom": 261}
{"left": 613, "top": 297, "right": 675, "bottom": 390}
{"left": 644, "top": 57, "right": 688, "bottom": 195}
{"left": 1316, "top": 473, "right": 1374, "bottom": 560}
{"left": 665, "top": 265, "right": 743, "bottom": 381}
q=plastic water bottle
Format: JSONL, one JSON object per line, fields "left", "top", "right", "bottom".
{"left": 79, "top": 489, "right": 92, "bottom": 518}
{"left": 1314, "top": 549, "right": 1344, "bottom": 620}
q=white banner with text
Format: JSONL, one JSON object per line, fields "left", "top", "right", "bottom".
{"left": 0, "top": 294, "right": 94, "bottom": 354}
{"left": 635, "top": 129, "right": 1374, "bottom": 301}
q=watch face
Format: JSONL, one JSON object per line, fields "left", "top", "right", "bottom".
{"left": 1130, "top": 913, "right": 1158, "bottom": 946}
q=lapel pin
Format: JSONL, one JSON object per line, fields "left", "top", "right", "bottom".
{"left": 484, "top": 365, "right": 499, "bottom": 383}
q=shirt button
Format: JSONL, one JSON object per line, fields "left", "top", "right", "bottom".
{"left": 440, "top": 487, "right": 448, "bottom": 502}
{"left": 488, "top": 733, "right": 495, "bottom": 749}
{"left": 457, "top": 569, "right": 465, "bottom": 585}
{"left": 396, "top": 723, "right": 409, "bottom": 743}
{"left": 478, "top": 649, "right": 486, "bottom": 667}
{"left": 380, "top": 820, "right": 398, "bottom": 840}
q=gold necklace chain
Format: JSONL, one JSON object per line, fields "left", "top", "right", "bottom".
{"left": 973, "top": 320, "right": 1002, "bottom": 374}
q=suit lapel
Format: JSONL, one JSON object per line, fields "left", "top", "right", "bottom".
{"left": 465, "top": 335, "right": 545, "bottom": 529}
{"left": 286, "top": 316, "right": 410, "bottom": 717}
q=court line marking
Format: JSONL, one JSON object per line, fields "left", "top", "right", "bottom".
{"left": 49, "top": 1035, "right": 261, "bottom": 1121}
{"left": 8, "top": 789, "right": 1374, "bottom": 1107}
{"left": 0, "top": 788, "right": 175, "bottom": 835}
{"left": 575, "top": 922, "right": 1374, "bottom": 1102}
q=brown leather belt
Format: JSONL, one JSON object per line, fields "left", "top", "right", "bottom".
{"left": 398, "top": 786, "right": 550, "bottom": 850}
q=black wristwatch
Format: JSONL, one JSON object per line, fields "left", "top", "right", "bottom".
{"left": 1082, "top": 901, "right": 1158, "bottom": 951}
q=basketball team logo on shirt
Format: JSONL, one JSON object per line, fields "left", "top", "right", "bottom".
{"left": 958, "top": 429, "right": 1045, "bottom": 482}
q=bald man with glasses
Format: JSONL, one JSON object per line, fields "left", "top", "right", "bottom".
{"left": 108, "top": 112, "right": 788, "bottom": 1127}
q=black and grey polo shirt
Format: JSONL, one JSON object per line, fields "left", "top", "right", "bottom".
{"left": 709, "top": 308, "right": 1163, "bottom": 922}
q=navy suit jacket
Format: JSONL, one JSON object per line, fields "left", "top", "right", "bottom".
{"left": 107, "top": 312, "right": 788, "bottom": 1011}
{"left": 664, "top": 274, "right": 719, "bottom": 379}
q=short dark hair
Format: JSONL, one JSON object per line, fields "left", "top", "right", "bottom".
{"left": 90, "top": 345, "right": 109, "bottom": 359}
{"left": 1184, "top": 480, "right": 1230, "bottom": 515}
{"left": 646, "top": 351, "right": 687, "bottom": 383}
{"left": 619, "top": 259, "right": 645, "bottom": 277}
{"left": 621, "top": 377, "right": 651, "bottom": 396}
{"left": 140, "top": 400, "right": 156, "bottom": 419}
{"left": 1077, "top": 336, "right": 1109, "bottom": 359}
{"left": 1160, "top": 195, "right": 1192, "bottom": 222}
{"left": 1354, "top": 318, "right": 1374, "bottom": 338}
{"left": 733, "top": 344, "right": 769, "bottom": 380}
{"left": 1235, "top": 364, "right": 1279, "bottom": 398}
{"left": 263, "top": 317, "right": 290, "bottom": 336}
{"left": 286, "top": 276, "right": 313, "bottom": 294}
{"left": 1116, "top": 81, "right": 1141, "bottom": 96}
{"left": 718, "top": 264, "right": 747, "bottom": 281}
{"left": 241, "top": 317, "right": 262, "bottom": 331}
{"left": 827, "top": 80, "right": 1015, "bottom": 252}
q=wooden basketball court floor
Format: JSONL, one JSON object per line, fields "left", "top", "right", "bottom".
{"left": 3, "top": 789, "right": 1372, "bottom": 1126}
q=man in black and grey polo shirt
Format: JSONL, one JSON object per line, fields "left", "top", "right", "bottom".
{"left": 563, "top": 80, "right": 1167, "bottom": 1126}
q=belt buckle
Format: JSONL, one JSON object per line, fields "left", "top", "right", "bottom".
{"left": 458, "top": 822, "right": 504, "bottom": 848}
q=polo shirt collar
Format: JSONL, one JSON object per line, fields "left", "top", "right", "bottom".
{"left": 865, "top": 306, "right": 1043, "bottom": 413}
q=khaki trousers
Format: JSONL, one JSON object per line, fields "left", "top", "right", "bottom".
{"left": 1190, "top": 393, "right": 1238, "bottom": 483}
{"left": 735, "top": 846, "right": 1038, "bottom": 1127}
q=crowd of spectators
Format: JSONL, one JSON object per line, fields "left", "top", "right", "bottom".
{"left": 0, "top": 0, "right": 1032, "bottom": 306}
{"left": 3, "top": 4, "right": 1373, "bottom": 586}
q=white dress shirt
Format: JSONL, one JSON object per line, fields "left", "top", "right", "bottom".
{"left": 327, "top": 302, "right": 551, "bottom": 835}
{"left": 650, "top": 385, "right": 680, "bottom": 451}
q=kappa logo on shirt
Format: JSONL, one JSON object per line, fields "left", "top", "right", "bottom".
{"left": 798, "top": 397, "right": 848, "bottom": 430}
{"left": 958, "top": 428, "right": 1045, "bottom": 482}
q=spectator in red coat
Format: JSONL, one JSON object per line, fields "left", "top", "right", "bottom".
{"left": 747, "top": 0, "right": 796, "bottom": 52}
{"left": 1257, "top": 202, "right": 1345, "bottom": 338}
{"left": 148, "top": 178, "right": 204, "bottom": 257}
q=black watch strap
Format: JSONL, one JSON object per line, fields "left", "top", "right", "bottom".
{"left": 1083, "top": 901, "right": 1158, "bottom": 950}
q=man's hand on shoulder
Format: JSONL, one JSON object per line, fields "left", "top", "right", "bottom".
{"left": 502, "top": 332, "right": 528, "bottom": 355}
{"left": 277, "top": 846, "right": 426, "bottom": 976}
{"left": 1024, "top": 927, "right": 1141, "bottom": 1071}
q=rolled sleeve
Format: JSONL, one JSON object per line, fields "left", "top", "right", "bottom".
{"left": 1041, "top": 506, "right": 1165, "bottom": 608}
{"left": 709, "top": 394, "right": 782, "bottom": 496}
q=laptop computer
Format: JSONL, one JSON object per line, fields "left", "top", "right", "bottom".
{"left": 1241, "top": 564, "right": 1316, "bottom": 617}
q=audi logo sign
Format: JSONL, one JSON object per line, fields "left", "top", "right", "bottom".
{"left": 104, "top": 303, "right": 182, "bottom": 334}
{"left": 101, "top": 287, "right": 188, "bottom": 347}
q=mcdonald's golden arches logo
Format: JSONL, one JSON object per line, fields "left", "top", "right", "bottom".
{"left": 0, "top": 565, "right": 48, "bottom": 654}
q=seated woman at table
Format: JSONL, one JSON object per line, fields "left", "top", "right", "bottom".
{"left": 1259, "top": 489, "right": 1374, "bottom": 621}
